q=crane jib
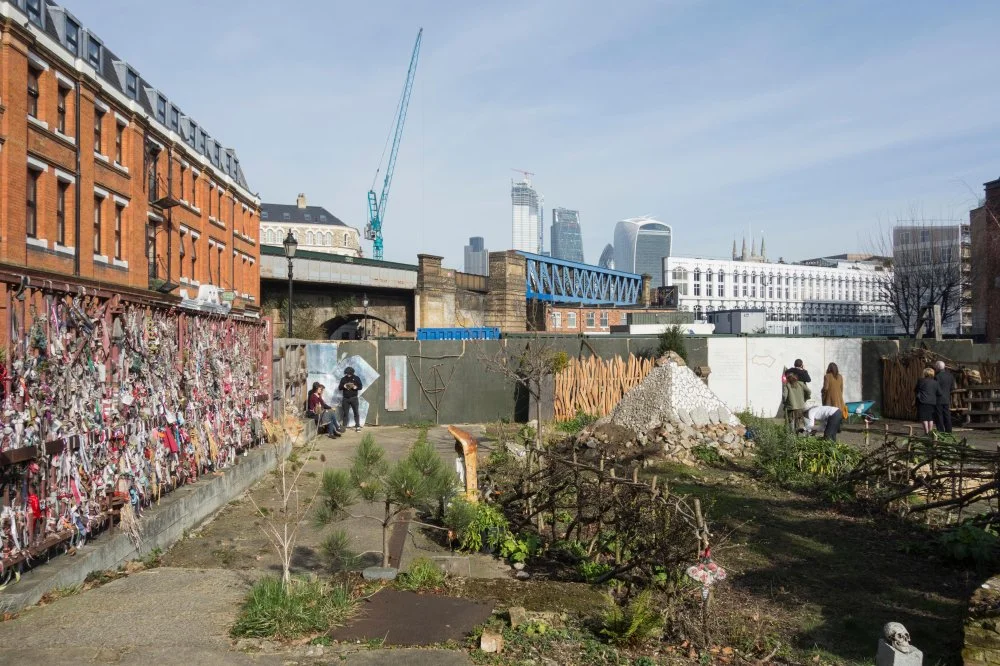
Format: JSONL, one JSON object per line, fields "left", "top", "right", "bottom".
{"left": 366, "top": 28, "right": 423, "bottom": 260}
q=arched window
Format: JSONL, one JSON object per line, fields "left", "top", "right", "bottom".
{"left": 263, "top": 229, "right": 272, "bottom": 244}
{"left": 306, "top": 231, "right": 315, "bottom": 245}
{"left": 343, "top": 233, "right": 349, "bottom": 246}
{"left": 693, "top": 268, "right": 701, "bottom": 283}
{"left": 325, "top": 232, "right": 333, "bottom": 246}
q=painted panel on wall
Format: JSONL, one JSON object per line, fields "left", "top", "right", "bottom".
{"left": 306, "top": 343, "right": 339, "bottom": 405}
{"left": 823, "top": 338, "right": 862, "bottom": 403}
{"left": 385, "top": 355, "right": 408, "bottom": 411}
{"left": 707, "top": 338, "right": 748, "bottom": 413}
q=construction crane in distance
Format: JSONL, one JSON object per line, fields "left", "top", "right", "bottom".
{"left": 510, "top": 168, "right": 534, "bottom": 183}
{"left": 365, "top": 28, "right": 423, "bottom": 261}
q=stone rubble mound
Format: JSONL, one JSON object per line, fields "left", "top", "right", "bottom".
{"left": 576, "top": 357, "right": 752, "bottom": 466}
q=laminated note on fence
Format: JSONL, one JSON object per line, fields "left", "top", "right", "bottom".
{"left": 384, "top": 356, "right": 407, "bottom": 412}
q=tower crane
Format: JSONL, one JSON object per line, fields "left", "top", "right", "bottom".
{"left": 365, "top": 28, "right": 423, "bottom": 261}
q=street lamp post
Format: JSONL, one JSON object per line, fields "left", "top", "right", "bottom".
{"left": 283, "top": 230, "right": 298, "bottom": 338}
{"left": 362, "top": 294, "right": 370, "bottom": 339}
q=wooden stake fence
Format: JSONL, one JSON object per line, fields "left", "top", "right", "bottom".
{"left": 554, "top": 354, "right": 654, "bottom": 420}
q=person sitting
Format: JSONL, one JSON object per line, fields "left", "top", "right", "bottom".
{"left": 782, "top": 370, "right": 812, "bottom": 432}
{"left": 801, "top": 405, "right": 844, "bottom": 441}
{"left": 306, "top": 382, "right": 343, "bottom": 438}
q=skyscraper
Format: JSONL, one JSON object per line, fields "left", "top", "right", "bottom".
{"left": 464, "top": 237, "right": 488, "bottom": 276}
{"left": 550, "top": 208, "right": 585, "bottom": 263}
{"left": 511, "top": 178, "right": 541, "bottom": 253}
{"left": 598, "top": 244, "right": 616, "bottom": 269}
{"left": 613, "top": 217, "right": 672, "bottom": 287}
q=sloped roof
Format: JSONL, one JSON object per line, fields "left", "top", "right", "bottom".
{"left": 260, "top": 203, "right": 348, "bottom": 227}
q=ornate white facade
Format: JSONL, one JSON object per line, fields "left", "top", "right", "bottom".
{"left": 663, "top": 256, "right": 897, "bottom": 336}
{"left": 259, "top": 195, "right": 362, "bottom": 258}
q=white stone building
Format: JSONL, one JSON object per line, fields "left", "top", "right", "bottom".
{"left": 663, "top": 255, "right": 897, "bottom": 336}
{"left": 260, "top": 194, "right": 362, "bottom": 258}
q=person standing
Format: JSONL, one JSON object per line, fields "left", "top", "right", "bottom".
{"left": 915, "top": 368, "right": 942, "bottom": 435}
{"left": 339, "top": 367, "right": 364, "bottom": 432}
{"left": 788, "top": 359, "right": 812, "bottom": 384}
{"left": 821, "top": 362, "right": 848, "bottom": 419}
{"left": 933, "top": 360, "right": 955, "bottom": 433}
{"left": 802, "top": 405, "right": 844, "bottom": 441}
{"left": 782, "top": 370, "right": 812, "bottom": 432}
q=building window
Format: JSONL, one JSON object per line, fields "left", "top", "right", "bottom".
{"left": 567, "top": 312, "right": 577, "bottom": 328}
{"left": 156, "top": 96, "right": 166, "bottom": 123}
{"left": 191, "top": 236, "right": 197, "bottom": 281}
{"left": 705, "top": 271, "right": 713, "bottom": 284}
{"left": 179, "top": 165, "right": 186, "bottom": 201}
{"left": 57, "top": 86, "right": 68, "bottom": 133}
{"left": 93, "top": 197, "right": 102, "bottom": 255}
{"left": 694, "top": 282, "right": 701, "bottom": 296}
{"left": 742, "top": 284, "right": 748, "bottom": 297}
{"left": 147, "top": 225, "right": 157, "bottom": 279}
{"left": 920, "top": 229, "right": 930, "bottom": 243}
{"left": 26, "top": 0, "right": 42, "bottom": 25}
{"left": 552, "top": 311, "right": 561, "bottom": 329}
{"left": 306, "top": 231, "right": 314, "bottom": 245}
{"left": 115, "top": 124, "right": 124, "bottom": 163}
{"left": 179, "top": 233, "right": 186, "bottom": 277}
{"left": 304, "top": 213, "right": 312, "bottom": 222}
{"left": 586, "top": 312, "right": 595, "bottom": 328}
{"left": 620, "top": 312, "right": 628, "bottom": 324}
{"left": 718, "top": 270, "right": 725, "bottom": 283}
{"left": 87, "top": 37, "right": 101, "bottom": 69}
{"left": 56, "top": 181, "right": 68, "bottom": 245}
{"left": 114, "top": 205, "right": 123, "bottom": 259}
{"left": 343, "top": 233, "right": 349, "bottom": 246}
{"left": 170, "top": 106, "right": 180, "bottom": 132}
{"left": 28, "top": 67, "right": 40, "bottom": 118}
{"left": 768, "top": 286, "right": 774, "bottom": 299}
{"left": 600, "top": 312, "right": 609, "bottom": 327}
{"left": 147, "top": 151, "right": 159, "bottom": 201}
{"left": 94, "top": 110, "right": 104, "bottom": 153}
{"left": 920, "top": 249, "right": 931, "bottom": 263}
{"left": 66, "top": 18, "right": 80, "bottom": 54}
{"left": 191, "top": 174, "right": 197, "bottom": 206}
{"left": 126, "top": 70, "right": 138, "bottom": 100}
{"left": 26, "top": 168, "right": 39, "bottom": 238}
{"left": 217, "top": 246, "right": 223, "bottom": 285}
{"left": 941, "top": 247, "right": 953, "bottom": 262}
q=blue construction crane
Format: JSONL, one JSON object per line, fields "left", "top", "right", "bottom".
{"left": 365, "top": 28, "right": 423, "bottom": 261}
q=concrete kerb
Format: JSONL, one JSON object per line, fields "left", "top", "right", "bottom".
{"left": 0, "top": 422, "right": 312, "bottom": 614}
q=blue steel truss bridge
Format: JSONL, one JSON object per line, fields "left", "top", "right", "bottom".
{"left": 518, "top": 252, "right": 642, "bottom": 305}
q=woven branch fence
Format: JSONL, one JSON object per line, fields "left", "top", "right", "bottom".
{"left": 554, "top": 354, "right": 654, "bottom": 420}
{"left": 881, "top": 348, "right": 1000, "bottom": 420}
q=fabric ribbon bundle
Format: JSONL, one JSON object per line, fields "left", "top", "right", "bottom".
{"left": 0, "top": 294, "right": 271, "bottom": 574}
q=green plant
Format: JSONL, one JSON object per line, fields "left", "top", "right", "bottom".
{"left": 599, "top": 590, "right": 664, "bottom": 646}
{"left": 317, "top": 434, "right": 457, "bottom": 567}
{"left": 500, "top": 532, "right": 543, "bottom": 564}
{"left": 230, "top": 576, "right": 354, "bottom": 640}
{"left": 740, "top": 413, "right": 860, "bottom": 488}
{"left": 320, "top": 529, "right": 361, "bottom": 572}
{"left": 692, "top": 445, "right": 723, "bottom": 466}
{"left": 395, "top": 557, "right": 447, "bottom": 591}
{"left": 655, "top": 325, "right": 688, "bottom": 362}
{"left": 309, "top": 636, "right": 333, "bottom": 646}
{"left": 444, "top": 497, "right": 479, "bottom": 545}
{"left": 555, "top": 410, "right": 599, "bottom": 435}
{"left": 935, "top": 523, "right": 1000, "bottom": 569}
{"left": 140, "top": 548, "right": 163, "bottom": 569}
{"left": 456, "top": 502, "right": 510, "bottom": 553}
{"left": 578, "top": 560, "right": 613, "bottom": 583}
{"left": 633, "top": 657, "right": 656, "bottom": 666}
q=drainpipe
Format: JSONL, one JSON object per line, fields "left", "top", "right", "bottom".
{"left": 73, "top": 80, "right": 81, "bottom": 276}
{"left": 166, "top": 146, "right": 173, "bottom": 285}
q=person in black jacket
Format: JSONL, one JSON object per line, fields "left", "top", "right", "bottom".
{"left": 788, "top": 359, "right": 812, "bottom": 384}
{"left": 915, "top": 368, "right": 943, "bottom": 435}
{"left": 933, "top": 360, "right": 955, "bottom": 433}
{"left": 339, "top": 367, "right": 363, "bottom": 431}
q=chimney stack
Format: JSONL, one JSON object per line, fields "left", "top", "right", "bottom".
{"left": 296, "top": 193, "right": 307, "bottom": 209}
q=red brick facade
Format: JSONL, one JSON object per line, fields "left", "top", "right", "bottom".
{"left": 528, "top": 303, "right": 661, "bottom": 333}
{"left": 0, "top": 12, "right": 259, "bottom": 316}
{"left": 971, "top": 178, "right": 1000, "bottom": 341}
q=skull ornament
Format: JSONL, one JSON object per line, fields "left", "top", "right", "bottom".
{"left": 883, "top": 622, "right": 912, "bottom": 654}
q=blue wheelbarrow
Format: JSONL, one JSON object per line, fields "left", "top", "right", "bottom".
{"left": 845, "top": 400, "right": 877, "bottom": 423}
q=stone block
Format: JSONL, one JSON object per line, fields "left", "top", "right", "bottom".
{"left": 363, "top": 567, "right": 398, "bottom": 581}
{"left": 691, "top": 407, "right": 711, "bottom": 426}
{"left": 509, "top": 606, "right": 528, "bottom": 629}
{"left": 480, "top": 630, "right": 504, "bottom": 654}
{"left": 877, "top": 640, "right": 922, "bottom": 666}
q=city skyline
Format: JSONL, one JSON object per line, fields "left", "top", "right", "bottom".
{"left": 66, "top": 0, "right": 1000, "bottom": 269}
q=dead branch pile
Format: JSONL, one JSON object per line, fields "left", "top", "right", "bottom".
{"left": 847, "top": 435, "right": 1000, "bottom": 524}
{"left": 487, "top": 440, "right": 703, "bottom": 586}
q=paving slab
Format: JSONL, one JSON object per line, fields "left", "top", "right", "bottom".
{"left": 340, "top": 648, "right": 473, "bottom": 665}
{"left": 329, "top": 588, "right": 495, "bottom": 646}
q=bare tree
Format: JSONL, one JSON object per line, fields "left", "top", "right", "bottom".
{"left": 869, "top": 214, "right": 967, "bottom": 337}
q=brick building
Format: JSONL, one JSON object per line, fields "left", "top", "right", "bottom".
{"left": 527, "top": 302, "right": 683, "bottom": 334}
{"left": 0, "top": 0, "right": 260, "bottom": 317}
{"left": 970, "top": 177, "right": 1000, "bottom": 341}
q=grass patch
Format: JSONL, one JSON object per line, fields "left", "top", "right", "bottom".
{"left": 395, "top": 557, "right": 447, "bottom": 591}
{"left": 554, "top": 411, "right": 599, "bottom": 435}
{"left": 230, "top": 576, "right": 355, "bottom": 640}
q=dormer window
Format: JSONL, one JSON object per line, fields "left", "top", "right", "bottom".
{"left": 156, "top": 96, "right": 166, "bottom": 122}
{"left": 319, "top": 215, "right": 327, "bottom": 222}
{"left": 66, "top": 18, "right": 80, "bottom": 55}
{"left": 170, "top": 106, "right": 179, "bottom": 131}
{"left": 87, "top": 37, "right": 101, "bottom": 69}
{"left": 125, "top": 69, "right": 138, "bottom": 100}
{"left": 304, "top": 214, "right": 312, "bottom": 222}
{"left": 282, "top": 213, "right": 291, "bottom": 221}
{"left": 26, "top": 0, "right": 42, "bottom": 26}
{"left": 261, "top": 211, "right": 269, "bottom": 220}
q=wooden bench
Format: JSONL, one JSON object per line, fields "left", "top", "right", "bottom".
{"left": 447, "top": 426, "right": 479, "bottom": 502}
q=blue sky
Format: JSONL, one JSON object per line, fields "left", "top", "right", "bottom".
{"left": 71, "top": 0, "right": 1000, "bottom": 267}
